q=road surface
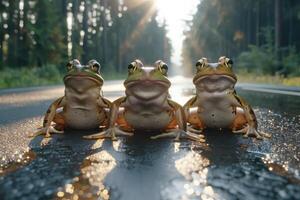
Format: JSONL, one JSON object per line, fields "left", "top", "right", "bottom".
{"left": 0, "top": 77, "right": 300, "bottom": 200}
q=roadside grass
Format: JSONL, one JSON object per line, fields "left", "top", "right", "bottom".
{"left": 237, "top": 72, "right": 300, "bottom": 87}
{"left": 0, "top": 65, "right": 126, "bottom": 89}
{"left": 0, "top": 65, "right": 63, "bottom": 89}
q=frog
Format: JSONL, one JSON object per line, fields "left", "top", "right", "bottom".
{"left": 183, "top": 56, "right": 270, "bottom": 139}
{"left": 29, "top": 59, "right": 111, "bottom": 138}
{"left": 84, "top": 59, "right": 204, "bottom": 141}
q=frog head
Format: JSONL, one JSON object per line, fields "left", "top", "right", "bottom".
{"left": 124, "top": 59, "right": 171, "bottom": 100}
{"left": 193, "top": 56, "right": 237, "bottom": 92}
{"left": 63, "top": 59, "right": 104, "bottom": 87}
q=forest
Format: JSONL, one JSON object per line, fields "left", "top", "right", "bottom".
{"left": 0, "top": 0, "right": 171, "bottom": 88}
{"left": 1, "top": 0, "right": 300, "bottom": 88}
{"left": 183, "top": 0, "right": 300, "bottom": 83}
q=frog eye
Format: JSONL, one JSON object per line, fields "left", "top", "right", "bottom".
{"left": 158, "top": 63, "right": 168, "bottom": 75}
{"left": 225, "top": 58, "right": 233, "bottom": 68}
{"left": 87, "top": 60, "right": 101, "bottom": 73}
{"left": 196, "top": 58, "right": 207, "bottom": 70}
{"left": 128, "top": 62, "right": 137, "bottom": 73}
{"left": 66, "top": 61, "right": 73, "bottom": 71}
{"left": 66, "top": 59, "right": 80, "bottom": 71}
{"left": 91, "top": 62, "right": 101, "bottom": 73}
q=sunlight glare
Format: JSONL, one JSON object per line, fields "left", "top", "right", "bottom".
{"left": 155, "top": 0, "right": 199, "bottom": 66}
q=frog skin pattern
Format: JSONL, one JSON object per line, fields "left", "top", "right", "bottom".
{"left": 84, "top": 59, "right": 204, "bottom": 142}
{"left": 183, "top": 56, "right": 271, "bottom": 139}
{"left": 29, "top": 59, "right": 111, "bottom": 138}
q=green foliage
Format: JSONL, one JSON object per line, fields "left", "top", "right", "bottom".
{"left": 183, "top": 0, "right": 300, "bottom": 78}
{"left": 237, "top": 45, "right": 276, "bottom": 74}
{"left": 282, "top": 47, "right": 300, "bottom": 76}
{"left": 0, "top": 0, "right": 171, "bottom": 88}
{"left": 237, "top": 28, "right": 300, "bottom": 76}
{"left": 237, "top": 27, "right": 276, "bottom": 74}
{"left": 0, "top": 65, "right": 63, "bottom": 88}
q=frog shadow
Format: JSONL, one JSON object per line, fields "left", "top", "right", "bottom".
{"left": 200, "top": 129, "right": 248, "bottom": 165}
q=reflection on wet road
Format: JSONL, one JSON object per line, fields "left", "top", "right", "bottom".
{"left": 0, "top": 78, "right": 300, "bottom": 199}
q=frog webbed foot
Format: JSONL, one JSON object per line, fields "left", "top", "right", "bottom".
{"left": 83, "top": 127, "right": 133, "bottom": 141}
{"left": 187, "top": 126, "right": 203, "bottom": 134}
{"left": 151, "top": 129, "right": 205, "bottom": 142}
{"left": 28, "top": 126, "right": 64, "bottom": 138}
{"left": 233, "top": 124, "right": 271, "bottom": 139}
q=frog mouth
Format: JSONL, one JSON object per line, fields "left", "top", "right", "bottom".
{"left": 125, "top": 80, "right": 171, "bottom": 88}
{"left": 125, "top": 80, "right": 170, "bottom": 100}
{"left": 194, "top": 74, "right": 237, "bottom": 84}
{"left": 64, "top": 74, "right": 103, "bottom": 85}
{"left": 194, "top": 74, "right": 236, "bottom": 92}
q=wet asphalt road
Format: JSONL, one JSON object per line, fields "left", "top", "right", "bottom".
{"left": 0, "top": 77, "right": 300, "bottom": 200}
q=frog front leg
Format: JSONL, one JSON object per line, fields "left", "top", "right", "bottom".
{"left": 183, "top": 96, "right": 206, "bottom": 134}
{"left": 29, "top": 97, "right": 66, "bottom": 138}
{"left": 231, "top": 93, "right": 271, "bottom": 139}
{"left": 83, "top": 97, "right": 133, "bottom": 140}
{"left": 151, "top": 99, "right": 205, "bottom": 142}
{"left": 97, "top": 97, "right": 112, "bottom": 128}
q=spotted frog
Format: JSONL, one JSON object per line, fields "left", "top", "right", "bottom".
{"left": 30, "top": 59, "right": 111, "bottom": 137}
{"left": 184, "top": 56, "right": 270, "bottom": 139}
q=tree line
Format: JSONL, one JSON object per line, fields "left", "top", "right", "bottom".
{"left": 0, "top": 0, "right": 171, "bottom": 74}
{"left": 183, "top": 0, "right": 300, "bottom": 77}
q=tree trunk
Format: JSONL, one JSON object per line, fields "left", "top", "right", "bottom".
{"left": 274, "top": 0, "right": 282, "bottom": 72}
{"left": 82, "top": 0, "right": 89, "bottom": 63}
{"left": 100, "top": 0, "right": 107, "bottom": 66}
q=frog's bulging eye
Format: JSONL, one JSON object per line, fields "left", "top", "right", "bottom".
{"left": 66, "top": 61, "right": 73, "bottom": 71}
{"left": 158, "top": 63, "right": 168, "bottom": 75}
{"left": 225, "top": 58, "right": 233, "bottom": 68}
{"left": 87, "top": 60, "right": 101, "bottom": 73}
{"left": 67, "top": 59, "right": 80, "bottom": 71}
{"left": 91, "top": 62, "right": 101, "bottom": 73}
{"left": 128, "top": 62, "right": 137, "bottom": 73}
{"left": 195, "top": 61, "right": 202, "bottom": 67}
{"left": 196, "top": 58, "right": 207, "bottom": 70}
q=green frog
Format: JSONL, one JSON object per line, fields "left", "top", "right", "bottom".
{"left": 183, "top": 56, "right": 270, "bottom": 139}
{"left": 84, "top": 59, "right": 204, "bottom": 141}
{"left": 29, "top": 59, "right": 111, "bottom": 137}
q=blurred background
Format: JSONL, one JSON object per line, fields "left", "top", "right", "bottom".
{"left": 0, "top": 0, "right": 299, "bottom": 88}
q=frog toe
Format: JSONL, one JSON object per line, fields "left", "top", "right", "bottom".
{"left": 243, "top": 127, "right": 263, "bottom": 139}
{"left": 151, "top": 132, "right": 177, "bottom": 140}
{"left": 83, "top": 128, "right": 133, "bottom": 140}
{"left": 259, "top": 131, "right": 271, "bottom": 138}
{"left": 186, "top": 131, "right": 206, "bottom": 142}
{"left": 83, "top": 129, "right": 114, "bottom": 140}
{"left": 233, "top": 125, "right": 249, "bottom": 134}
{"left": 187, "top": 126, "right": 203, "bottom": 134}
{"left": 233, "top": 125, "right": 270, "bottom": 139}
{"left": 115, "top": 128, "right": 134, "bottom": 136}
{"left": 49, "top": 126, "right": 64, "bottom": 134}
{"left": 151, "top": 130, "right": 205, "bottom": 143}
{"left": 244, "top": 130, "right": 263, "bottom": 140}
{"left": 29, "top": 126, "right": 64, "bottom": 138}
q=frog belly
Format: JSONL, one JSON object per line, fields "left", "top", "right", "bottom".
{"left": 199, "top": 108, "right": 235, "bottom": 128}
{"left": 64, "top": 108, "right": 104, "bottom": 130}
{"left": 124, "top": 111, "right": 171, "bottom": 130}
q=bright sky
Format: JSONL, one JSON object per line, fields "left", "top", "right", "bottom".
{"left": 155, "top": 0, "right": 200, "bottom": 66}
